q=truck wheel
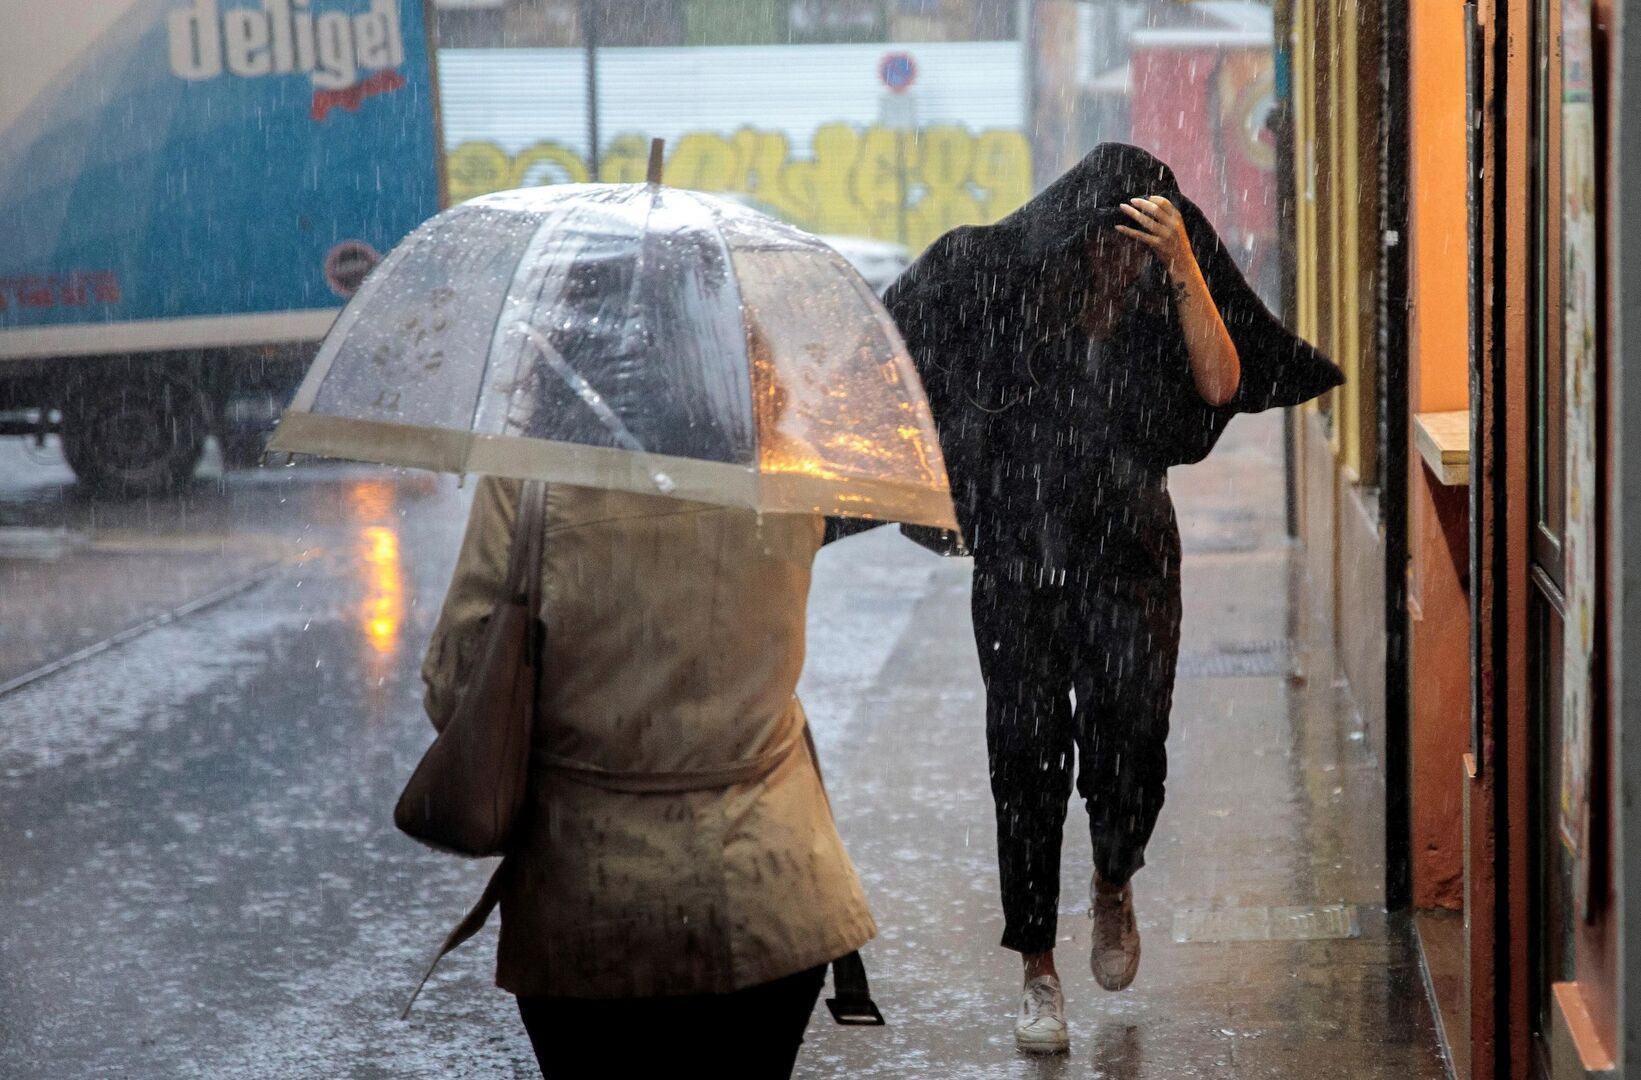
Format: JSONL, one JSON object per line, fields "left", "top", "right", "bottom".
{"left": 214, "top": 389, "right": 285, "bottom": 469}
{"left": 61, "top": 379, "right": 208, "bottom": 494}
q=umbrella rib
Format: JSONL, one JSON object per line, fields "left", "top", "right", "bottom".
{"left": 681, "top": 189, "right": 761, "bottom": 507}
{"left": 607, "top": 184, "right": 660, "bottom": 398}
{"left": 463, "top": 203, "right": 576, "bottom": 473}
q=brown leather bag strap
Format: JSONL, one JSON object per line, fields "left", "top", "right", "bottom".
{"left": 400, "top": 862, "right": 506, "bottom": 1019}
{"left": 801, "top": 725, "right": 886, "bottom": 1025}
{"left": 400, "top": 481, "right": 545, "bottom": 1019}
{"left": 506, "top": 480, "right": 547, "bottom": 605}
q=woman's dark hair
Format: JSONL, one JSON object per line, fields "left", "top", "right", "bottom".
{"left": 1028, "top": 143, "right": 1188, "bottom": 329}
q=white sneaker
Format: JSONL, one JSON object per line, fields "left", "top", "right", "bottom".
{"left": 1090, "top": 876, "right": 1141, "bottom": 991}
{"left": 1014, "top": 974, "right": 1070, "bottom": 1053}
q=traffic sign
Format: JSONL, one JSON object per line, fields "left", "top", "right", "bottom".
{"left": 879, "top": 51, "right": 917, "bottom": 93}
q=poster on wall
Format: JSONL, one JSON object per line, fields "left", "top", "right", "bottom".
{"left": 1558, "top": 0, "right": 1599, "bottom": 922}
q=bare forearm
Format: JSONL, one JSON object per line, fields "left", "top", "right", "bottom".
{"left": 1170, "top": 261, "right": 1240, "bottom": 406}
{"left": 1117, "top": 195, "right": 1242, "bottom": 407}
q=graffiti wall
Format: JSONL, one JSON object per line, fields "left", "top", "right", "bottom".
{"left": 438, "top": 41, "right": 1031, "bottom": 251}
{"left": 446, "top": 124, "right": 1031, "bottom": 252}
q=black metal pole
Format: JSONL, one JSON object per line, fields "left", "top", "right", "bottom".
{"left": 1270, "top": 0, "right": 1300, "bottom": 539}
{"left": 1483, "top": 0, "right": 1518, "bottom": 1062}
{"left": 582, "top": 0, "right": 600, "bottom": 181}
{"left": 897, "top": 129, "right": 908, "bottom": 246}
{"left": 1023, "top": 2, "right": 1042, "bottom": 191}
{"left": 1379, "top": 0, "right": 1413, "bottom": 913}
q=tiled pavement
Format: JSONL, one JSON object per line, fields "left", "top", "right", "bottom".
{"left": 798, "top": 411, "right": 1450, "bottom": 1079}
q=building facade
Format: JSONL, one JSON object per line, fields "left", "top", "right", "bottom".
{"left": 1285, "top": 0, "right": 1636, "bottom": 1076}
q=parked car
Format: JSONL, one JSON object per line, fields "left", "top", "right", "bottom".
{"left": 714, "top": 194, "right": 911, "bottom": 296}
{"left": 814, "top": 234, "right": 912, "bottom": 296}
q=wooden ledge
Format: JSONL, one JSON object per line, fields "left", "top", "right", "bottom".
{"left": 1414, "top": 410, "right": 1470, "bottom": 486}
{"left": 1551, "top": 982, "right": 1617, "bottom": 1077}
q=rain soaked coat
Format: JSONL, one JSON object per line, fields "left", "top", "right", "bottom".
{"left": 422, "top": 478, "right": 875, "bottom": 999}
{"left": 884, "top": 142, "right": 1343, "bottom": 554}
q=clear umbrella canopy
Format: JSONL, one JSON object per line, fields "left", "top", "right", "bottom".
{"left": 270, "top": 183, "right": 956, "bottom": 531}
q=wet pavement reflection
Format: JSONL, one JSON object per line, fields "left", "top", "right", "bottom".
{"left": 795, "top": 411, "right": 1447, "bottom": 1078}
{"left": 0, "top": 417, "right": 1445, "bottom": 1077}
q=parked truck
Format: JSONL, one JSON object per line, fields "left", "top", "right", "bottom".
{"left": 0, "top": 0, "right": 444, "bottom": 492}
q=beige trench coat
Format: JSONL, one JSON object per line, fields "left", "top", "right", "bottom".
{"left": 421, "top": 477, "right": 876, "bottom": 999}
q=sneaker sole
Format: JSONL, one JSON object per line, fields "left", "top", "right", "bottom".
{"left": 1015, "top": 1030, "right": 1070, "bottom": 1054}
{"left": 1091, "top": 936, "right": 1141, "bottom": 991}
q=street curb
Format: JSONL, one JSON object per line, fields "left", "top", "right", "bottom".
{"left": 0, "top": 562, "right": 289, "bottom": 700}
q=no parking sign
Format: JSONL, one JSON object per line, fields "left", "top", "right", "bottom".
{"left": 877, "top": 51, "right": 918, "bottom": 131}
{"left": 878, "top": 51, "right": 917, "bottom": 93}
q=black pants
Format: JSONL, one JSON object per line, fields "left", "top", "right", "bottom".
{"left": 516, "top": 964, "right": 827, "bottom": 1079}
{"left": 970, "top": 486, "right": 1182, "bottom": 955}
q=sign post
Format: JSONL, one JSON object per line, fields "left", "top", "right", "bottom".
{"left": 877, "top": 51, "right": 918, "bottom": 247}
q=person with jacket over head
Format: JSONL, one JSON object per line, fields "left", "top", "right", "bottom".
{"left": 880, "top": 143, "right": 1343, "bottom": 1053}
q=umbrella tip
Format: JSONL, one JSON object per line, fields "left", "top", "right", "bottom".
{"left": 647, "top": 138, "right": 665, "bottom": 186}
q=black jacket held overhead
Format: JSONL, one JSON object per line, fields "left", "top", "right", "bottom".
{"left": 884, "top": 143, "right": 1344, "bottom": 548}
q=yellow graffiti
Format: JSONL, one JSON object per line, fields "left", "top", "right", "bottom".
{"left": 445, "top": 124, "right": 1032, "bottom": 252}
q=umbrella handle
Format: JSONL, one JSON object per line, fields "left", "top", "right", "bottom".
{"left": 647, "top": 138, "right": 664, "bottom": 186}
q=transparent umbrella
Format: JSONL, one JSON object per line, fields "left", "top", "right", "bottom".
{"left": 269, "top": 163, "right": 957, "bottom": 531}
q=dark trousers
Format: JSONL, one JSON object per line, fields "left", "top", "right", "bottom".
{"left": 516, "top": 964, "right": 828, "bottom": 1079}
{"left": 971, "top": 497, "right": 1181, "bottom": 955}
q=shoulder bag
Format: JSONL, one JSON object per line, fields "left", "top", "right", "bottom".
{"left": 394, "top": 479, "right": 547, "bottom": 857}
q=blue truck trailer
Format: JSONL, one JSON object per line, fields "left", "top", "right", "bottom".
{"left": 0, "top": 0, "right": 444, "bottom": 491}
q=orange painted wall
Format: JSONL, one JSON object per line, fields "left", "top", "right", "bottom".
{"left": 1406, "top": 0, "right": 1472, "bottom": 910}
{"left": 1409, "top": 5, "right": 1471, "bottom": 412}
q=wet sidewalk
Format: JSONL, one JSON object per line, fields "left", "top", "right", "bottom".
{"left": 0, "top": 412, "right": 1449, "bottom": 1077}
{"left": 798, "top": 411, "right": 1449, "bottom": 1078}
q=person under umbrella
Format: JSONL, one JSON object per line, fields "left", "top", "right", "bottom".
{"left": 882, "top": 143, "right": 1343, "bottom": 1052}
{"left": 271, "top": 168, "right": 955, "bottom": 1076}
{"left": 422, "top": 476, "right": 872, "bottom": 1077}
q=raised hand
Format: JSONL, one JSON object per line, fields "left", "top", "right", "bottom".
{"left": 1115, "top": 195, "right": 1196, "bottom": 284}
{"left": 1116, "top": 195, "right": 1240, "bottom": 406}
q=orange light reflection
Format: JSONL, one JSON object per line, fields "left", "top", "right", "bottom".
{"left": 346, "top": 479, "right": 406, "bottom": 684}
{"left": 358, "top": 525, "right": 404, "bottom": 658}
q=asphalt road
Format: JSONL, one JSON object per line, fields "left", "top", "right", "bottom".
{"left": 0, "top": 439, "right": 939, "bottom": 1077}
